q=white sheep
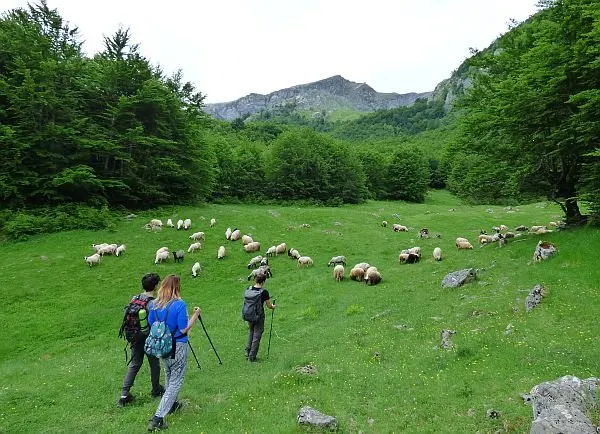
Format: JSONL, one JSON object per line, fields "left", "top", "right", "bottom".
{"left": 242, "top": 235, "right": 254, "bottom": 245}
{"left": 155, "top": 250, "right": 169, "bottom": 264}
{"left": 455, "top": 237, "right": 469, "bottom": 245}
{"left": 156, "top": 246, "right": 169, "bottom": 255}
{"left": 433, "top": 247, "right": 442, "bottom": 261}
{"left": 166, "top": 218, "right": 175, "bottom": 228}
{"left": 349, "top": 267, "right": 365, "bottom": 281}
{"left": 149, "top": 219, "right": 163, "bottom": 228}
{"left": 333, "top": 264, "right": 344, "bottom": 282}
{"left": 401, "top": 247, "right": 421, "bottom": 257}
{"left": 266, "top": 246, "right": 277, "bottom": 257}
{"left": 189, "top": 231, "right": 205, "bottom": 241}
{"left": 230, "top": 229, "right": 241, "bottom": 241}
{"left": 354, "top": 262, "right": 371, "bottom": 271}
{"left": 456, "top": 240, "right": 474, "bottom": 249}
{"left": 115, "top": 244, "right": 126, "bottom": 257}
{"left": 210, "top": 218, "right": 216, "bottom": 228}
{"left": 177, "top": 219, "right": 184, "bottom": 230}
{"left": 98, "top": 244, "right": 117, "bottom": 256}
{"left": 92, "top": 243, "right": 108, "bottom": 253}
{"left": 478, "top": 234, "right": 499, "bottom": 246}
{"left": 297, "top": 256, "right": 313, "bottom": 267}
{"left": 84, "top": 253, "right": 101, "bottom": 267}
{"left": 192, "top": 262, "right": 201, "bottom": 277}
{"left": 275, "top": 242, "right": 287, "bottom": 255}
{"left": 392, "top": 224, "right": 408, "bottom": 232}
{"left": 217, "top": 245, "right": 226, "bottom": 259}
{"left": 499, "top": 224, "right": 509, "bottom": 232}
{"left": 183, "top": 218, "right": 192, "bottom": 230}
{"left": 365, "top": 267, "right": 382, "bottom": 285}
{"left": 244, "top": 242, "right": 261, "bottom": 253}
{"left": 288, "top": 248, "right": 301, "bottom": 259}
{"left": 247, "top": 255, "right": 264, "bottom": 269}
{"left": 188, "top": 242, "right": 202, "bottom": 253}
{"left": 225, "top": 227, "right": 232, "bottom": 240}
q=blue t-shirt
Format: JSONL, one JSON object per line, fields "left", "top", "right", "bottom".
{"left": 148, "top": 299, "right": 189, "bottom": 343}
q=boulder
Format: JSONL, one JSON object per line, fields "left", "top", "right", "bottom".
{"left": 441, "top": 268, "right": 477, "bottom": 288}
{"left": 533, "top": 240, "right": 558, "bottom": 262}
{"left": 525, "top": 284, "right": 546, "bottom": 312}
{"left": 298, "top": 406, "right": 337, "bottom": 430}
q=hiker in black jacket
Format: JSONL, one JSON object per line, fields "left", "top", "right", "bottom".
{"left": 243, "top": 272, "right": 276, "bottom": 362}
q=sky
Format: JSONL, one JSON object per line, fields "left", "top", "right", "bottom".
{"left": 2, "top": 0, "right": 540, "bottom": 103}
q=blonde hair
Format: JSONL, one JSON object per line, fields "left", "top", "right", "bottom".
{"left": 154, "top": 274, "right": 181, "bottom": 308}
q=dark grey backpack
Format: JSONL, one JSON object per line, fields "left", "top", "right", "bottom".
{"left": 242, "top": 287, "right": 264, "bottom": 322}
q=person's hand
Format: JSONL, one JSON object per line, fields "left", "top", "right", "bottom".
{"left": 193, "top": 306, "right": 201, "bottom": 317}
{"left": 271, "top": 304, "right": 276, "bottom": 310}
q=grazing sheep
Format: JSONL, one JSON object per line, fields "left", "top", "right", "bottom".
{"left": 156, "top": 246, "right": 169, "bottom": 255}
{"left": 266, "top": 246, "right": 277, "bottom": 257}
{"left": 398, "top": 252, "right": 420, "bottom": 264}
{"left": 183, "top": 218, "right": 192, "bottom": 230}
{"left": 97, "top": 244, "right": 117, "bottom": 256}
{"left": 381, "top": 221, "right": 388, "bottom": 227}
{"left": 84, "top": 253, "right": 101, "bottom": 267}
{"left": 365, "top": 267, "right": 382, "bottom": 285}
{"left": 247, "top": 265, "right": 273, "bottom": 281}
{"left": 115, "top": 244, "right": 126, "bottom": 257}
{"left": 333, "top": 264, "right": 345, "bottom": 282}
{"left": 177, "top": 219, "right": 184, "bottom": 230}
{"left": 149, "top": 219, "right": 163, "bottom": 228}
{"left": 192, "top": 262, "right": 201, "bottom": 277}
{"left": 275, "top": 242, "right": 287, "bottom": 255}
{"left": 327, "top": 255, "right": 346, "bottom": 267}
{"left": 188, "top": 242, "right": 202, "bottom": 253}
{"left": 297, "top": 256, "right": 313, "bottom": 267}
{"left": 288, "top": 248, "right": 301, "bottom": 259}
{"left": 92, "top": 243, "right": 108, "bottom": 253}
{"left": 210, "top": 218, "right": 216, "bottom": 228}
{"left": 189, "top": 231, "right": 205, "bottom": 242}
{"left": 504, "top": 232, "right": 516, "bottom": 239}
{"left": 350, "top": 267, "right": 365, "bottom": 281}
{"left": 155, "top": 250, "right": 169, "bottom": 264}
{"left": 230, "top": 229, "right": 241, "bottom": 241}
{"left": 354, "top": 262, "right": 371, "bottom": 271}
{"left": 247, "top": 255, "right": 264, "bottom": 269}
{"left": 225, "top": 227, "right": 232, "bottom": 240}
{"left": 530, "top": 225, "right": 547, "bottom": 232}
{"left": 419, "top": 228, "right": 429, "bottom": 239}
{"left": 244, "top": 242, "right": 261, "bottom": 253}
{"left": 173, "top": 250, "right": 185, "bottom": 263}
{"left": 515, "top": 225, "right": 529, "bottom": 232}
{"left": 456, "top": 240, "right": 474, "bottom": 249}
{"left": 259, "top": 257, "right": 269, "bottom": 267}
{"left": 242, "top": 235, "right": 254, "bottom": 245}
{"left": 433, "top": 247, "right": 442, "bottom": 261}
{"left": 532, "top": 226, "right": 552, "bottom": 235}
{"left": 499, "top": 224, "right": 509, "bottom": 232}
{"left": 392, "top": 223, "right": 408, "bottom": 232}
{"left": 455, "top": 237, "right": 469, "bottom": 245}
{"left": 166, "top": 218, "right": 175, "bottom": 228}
{"left": 217, "top": 245, "right": 226, "bottom": 259}
{"left": 478, "top": 233, "right": 500, "bottom": 246}
{"left": 401, "top": 247, "right": 421, "bottom": 258}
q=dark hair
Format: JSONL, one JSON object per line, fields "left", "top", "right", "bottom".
{"left": 142, "top": 273, "right": 161, "bottom": 291}
{"left": 255, "top": 272, "right": 267, "bottom": 285}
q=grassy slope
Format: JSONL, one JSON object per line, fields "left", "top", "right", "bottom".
{"left": 1, "top": 190, "right": 598, "bottom": 433}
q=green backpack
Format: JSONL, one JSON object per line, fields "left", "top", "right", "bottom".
{"left": 144, "top": 302, "right": 174, "bottom": 358}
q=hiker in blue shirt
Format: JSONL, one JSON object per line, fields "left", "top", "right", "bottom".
{"left": 147, "top": 274, "right": 200, "bottom": 432}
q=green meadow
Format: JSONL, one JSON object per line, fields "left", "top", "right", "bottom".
{"left": 1, "top": 190, "right": 598, "bottom": 433}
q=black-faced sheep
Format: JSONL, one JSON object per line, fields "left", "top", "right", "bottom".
{"left": 247, "top": 255, "right": 264, "bottom": 269}
{"left": 84, "top": 253, "right": 101, "bottom": 267}
{"left": 266, "top": 246, "right": 277, "bottom": 257}
{"left": 210, "top": 218, "right": 216, "bottom": 228}
{"left": 248, "top": 265, "right": 272, "bottom": 281}
{"left": 192, "top": 262, "right": 201, "bottom": 277}
{"left": 392, "top": 223, "right": 408, "bottom": 232}
{"left": 166, "top": 218, "right": 175, "bottom": 228}
{"left": 173, "top": 250, "right": 185, "bottom": 263}
{"left": 288, "top": 248, "right": 301, "bottom": 259}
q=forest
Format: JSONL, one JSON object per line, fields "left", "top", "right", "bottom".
{"left": 0, "top": 0, "right": 598, "bottom": 239}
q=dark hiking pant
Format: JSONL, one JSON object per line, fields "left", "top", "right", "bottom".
{"left": 121, "top": 340, "right": 161, "bottom": 396}
{"left": 245, "top": 317, "right": 265, "bottom": 360}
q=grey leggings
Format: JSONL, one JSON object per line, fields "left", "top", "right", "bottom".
{"left": 155, "top": 342, "right": 188, "bottom": 418}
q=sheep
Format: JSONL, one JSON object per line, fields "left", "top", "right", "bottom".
{"left": 247, "top": 265, "right": 273, "bottom": 281}
{"left": 173, "top": 250, "right": 185, "bottom": 263}
{"left": 365, "top": 267, "right": 382, "bottom": 285}
{"left": 333, "top": 264, "right": 344, "bottom": 282}
{"left": 177, "top": 219, "right": 184, "bottom": 230}
{"left": 183, "top": 218, "right": 192, "bottom": 230}
{"left": 189, "top": 231, "right": 205, "bottom": 241}
{"left": 398, "top": 252, "right": 419, "bottom": 264}
{"left": 349, "top": 267, "right": 365, "bottom": 281}
{"left": 327, "top": 255, "right": 346, "bottom": 267}
{"left": 149, "top": 219, "right": 163, "bottom": 228}
{"left": 247, "top": 255, "right": 264, "bottom": 269}
{"left": 156, "top": 246, "right": 169, "bottom": 255}
{"left": 381, "top": 221, "right": 388, "bottom": 227}
{"left": 210, "top": 218, "right": 216, "bottom": 228}
{"left": 515, "top": 225, "right": 529, "bottom": 232}
{"left": 401, "top": 247, "right": 421, "bottom": 257}
{"left": 244, "top": 242, "right": 261, "bottom": 253}
{"left": 92, "top": 243, "right": 109, "bottom": 253}
{"left": 297, "top": 256, "right": 313, "bottom": 267}
{"left": 288, "top": 248, "right": 301, "bottom": 259}
{"left": 478, "top": 233, "right": 500, "bottom": 246}
{"left": 259, "top": 257, "right": 269, "bottom": 267}
{"left": 192, "top": 262, "right": 201, "bottom": 277}
{"left": 532, "top": 226, "right": 552, "bottom": 235}
{"left": 419, "top": 228, "right": 429, "bottom": 239}
{"left": 115, "top": 244, "right": 126, "bottom": 257}
{"left": 504, "top": 232, "right": 516, "bottom": 239}
{"left": 84, "top": 253, "right": 101, "bottom": 267}
{"left": 225, "top": 227, "right": 232, "bottom": 240}
{"left": 266, "top": 246, "right": 277, "bottom": 257}
{"left": 392, "top": 224, "right": 408, "bottom": 232}
{"left": 455, "top": 237, "right": 469, "bottom": 245}
{"left": 274, "top": 242, "right": 287, "bottom": 255}
{"left": 530, "top": 225, "right": 547, "bottom": 232}
{"left": 230, "top": 229, "right": 241, "bottom": 241}
{"left": 188, "top": 242, "right": 202, "bottom": 253}
{"left": 166, "top": 218, "right": 175, "bottom": 228}
{"left": 456, "top": 240, "right": 474, "bottom": 249}
{"left": 155, "top": 250, "right": 169, "bottom": 264}
{"left": 242, "top": 235, "right": 254, "bottom": 245}
{"left": 354, "top": 262, "right": 371, "bottom": 271}
{"left": 433, "top": 247, "right": 442, "bottom": 261}
{"left": 217, "top": 245, "right": 226, "bottom": 259}
{"left": 98, "top": 244, "right": 118, "bottom": 256}
{"left": 499, "top": 224, "right": 509, "bottom": 232}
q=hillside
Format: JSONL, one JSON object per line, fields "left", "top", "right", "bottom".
{"left": 203, "top": 75, "right": 431, "bottom": 121}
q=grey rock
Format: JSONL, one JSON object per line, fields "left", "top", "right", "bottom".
{"left": 487, "top": 409, "right": 501, "bottom": 418}
{"left": 441, "top": 268, "right": 477, "bottom": 288}
{"left": 525, "top": 284, "right": 546, "bottom": 312}
{"left": 126, "top": 213, "right": 137, "bottom": 219}
{"left": 533, "top": 240, "right": 558, "bottom": 262}
{"left": 295, "top": 365, "right": 317, "bottom": 375}
{"left": 297, "top": 406, "right": 337, "bottom": 430}
{"left": 440, "top": 329, "right": 456, "bottom": 349}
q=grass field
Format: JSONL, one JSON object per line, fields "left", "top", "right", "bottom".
{"left": 1, "top": 190, "right": 598, "bottom": 433}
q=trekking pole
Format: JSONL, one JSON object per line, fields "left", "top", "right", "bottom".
{"left": 267, "top": 299, "right": 275, "bottom": 359}
{"left": 198, "top": 315, "right": 223, "bottom": 365}
{"left": 187, "top": 341, "right": 201, "bottom": 369}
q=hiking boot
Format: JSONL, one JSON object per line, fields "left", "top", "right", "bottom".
{"left": 151, "top": 385, "right": 165, "bottom": 397}
{"left": 117, "top": 393, "right": 135, "bottom": 407}
{"left": 168, "top": 400, "right": 183, "bottom": 414}
{"left": 248, "top": 356, "right": 258, "bottom": 363}
{"left": 147, "top": 416, "right": 168, "bottom": 431}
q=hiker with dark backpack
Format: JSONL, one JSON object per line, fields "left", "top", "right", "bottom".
{"left": 242, "top": 272, "right": 276, "bottom": 362}
{"left": 117, "top": 273, "right": 164, "bottom": 407}
{"left": 146, "top": 274, "right": 201, "bottom": 432}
